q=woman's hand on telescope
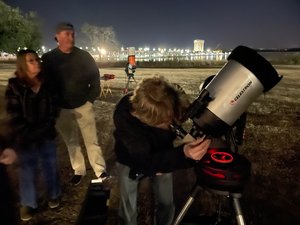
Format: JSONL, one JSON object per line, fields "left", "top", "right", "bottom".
{"left": 183, "top": 137, "right": 211, "bottom": 161}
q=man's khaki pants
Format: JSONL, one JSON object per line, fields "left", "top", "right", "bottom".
{"left": 56, "top": 101, "right": 106, "bottom": 178}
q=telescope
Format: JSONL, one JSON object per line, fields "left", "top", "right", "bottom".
{"left": 174, "top": 45, "right": 282, "bottom": 139}
{"left": 172, "top": 45, "right": 282, "bottom": 225}
{"left": 128, "top": 47, "right": 136, "bottom": 68}
{"left": 124, "top": 47, "right": 137, "bottom": 93}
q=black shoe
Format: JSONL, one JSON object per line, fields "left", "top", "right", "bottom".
{"left": 20, "top": 206, "right": 34, "bottom": 221}
{"left": 99, "top": 172, "right": 108, "bottom": 179}
{"left": 70, "top": 175, "right": 82, "bottom": 186}
{"left": 91, "top": 172, "right": 109, "bottom": 184}
{"left": 48, "top": 197, "right": 60, "bottom": 209}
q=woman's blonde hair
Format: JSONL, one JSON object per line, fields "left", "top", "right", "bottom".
{"left": 130, "top": 76, "right": 190, "bottom": 127}
{"left": 15, "top": 49, "right": 41, "bottom": 87}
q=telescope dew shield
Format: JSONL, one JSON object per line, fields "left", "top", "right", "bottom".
{"left": 128, "top": 47, "right": 136, "bottom": 66}
{"left": 192, "top": 45, "right": 282, "bottom": 137}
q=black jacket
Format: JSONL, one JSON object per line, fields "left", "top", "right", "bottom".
{"left": 0, "top": 134, "right": 11, "bottom": 154}
{"left": 113, "top": 94, "right": 194, "bottom": 178}
{"left": 41, "top": 47, "right": 100, "bottom": 109}
{"left": 5, "top": 78, "right": 59, "bottom": 149}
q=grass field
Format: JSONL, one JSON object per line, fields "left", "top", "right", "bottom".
{"left": 0, "top": 64, "right": 299, "bottom": 225}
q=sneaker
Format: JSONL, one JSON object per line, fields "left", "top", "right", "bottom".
{"left": 91, "top": 172, "right": 109, "bottom": 184}
{"left": 70, "top": 175, "right": 82, "bottom": 186}
{"left": 20, "top": 206, "right": 34, "bottom": 221}
{"left": 48, "top": 197, "right": 60, "bottom": 209}
{"left": 99, "top": 172, "right": 109, "bottom": 181}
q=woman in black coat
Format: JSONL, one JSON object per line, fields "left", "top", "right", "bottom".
{"left": 5, "top": 49, "right": 61, "bottom": 222}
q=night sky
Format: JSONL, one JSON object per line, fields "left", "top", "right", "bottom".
{"left": 5, "top": 0, "right": 300, "bottom": 50}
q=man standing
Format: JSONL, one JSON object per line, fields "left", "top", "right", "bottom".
{"left": 42, "top": 22, "right": 107, "bottom": 185}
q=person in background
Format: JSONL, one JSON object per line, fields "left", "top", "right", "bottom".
{"left": 0, "top": 132, "right": 18, "bottom": 225}
{"left": 5, "top": 49, "right": 61, "bottom": 221}
{"left": 41, "top": 22, "right": 107, "bottom": 186}
{"left": 113, "top": 76, "right": 211, "bottom": 225}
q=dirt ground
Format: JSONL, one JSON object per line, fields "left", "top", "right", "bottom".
{"left": 0, "top": 64, "right": 299, "bottom": 225}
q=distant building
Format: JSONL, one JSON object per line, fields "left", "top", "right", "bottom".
{"left": 194, "top": 39, "right": 205, "bottom": 52}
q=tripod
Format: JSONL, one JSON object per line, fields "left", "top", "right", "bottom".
{"left": 173, "top": 183, "right": 245, "bottom": 225}
{"left": 124, "top": 73, "right": 137, "bottom": 94}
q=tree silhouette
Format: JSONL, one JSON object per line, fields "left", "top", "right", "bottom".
{"left": 81, "top": 23, "right": 120, "bottom": 51}
{"left": 0, "top": 1, "right": 42, "bottom": 53}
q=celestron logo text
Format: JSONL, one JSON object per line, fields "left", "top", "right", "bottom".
{"left": 230, "top": 81, "right": 252, "bottom": 104}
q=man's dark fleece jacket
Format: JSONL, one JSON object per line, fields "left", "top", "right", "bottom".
{"left": 113, "top": 94, "right": 195, "bottom": 179}
{"left": 41, "top": 47, "right": 100, "bottom": 109}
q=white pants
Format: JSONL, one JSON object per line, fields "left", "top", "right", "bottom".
{"left": 56, "top": 101, "right": 106, "bottom": 177}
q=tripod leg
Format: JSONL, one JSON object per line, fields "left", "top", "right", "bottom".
{"left": 172, "top": 185, "right": 200, "bottom": 225}
{"left": 215, "top": 198, "right": 223, "bottom": 225}
{"left": 232, "top": 197, "right": 246, "bottom": 225}
{"left": 124, "top": 77, "right": 131, "bottom": 94}
{"left": 132, "top": 76, "right": 137, "bottom": 84}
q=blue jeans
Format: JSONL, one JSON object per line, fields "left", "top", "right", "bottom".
{"left": 18, "top": 139, "right": 61, "bottom": 208}
{"left": 117, "top": 163, "right": 175, "bottom": 225}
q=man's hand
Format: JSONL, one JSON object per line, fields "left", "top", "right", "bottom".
{"left": 183, "top": 137, "right": 211, "bottom": 161}
{"left": 0, "top": 148, "right": 17, "bottom": 165}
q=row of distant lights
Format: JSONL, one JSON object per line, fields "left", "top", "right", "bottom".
{"left": 120, "top": 47, "right": 218, "bottom": 54}
{"left": 16, "top": 46, "right": 224, "bottom": 56}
